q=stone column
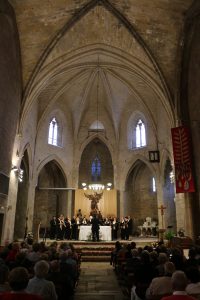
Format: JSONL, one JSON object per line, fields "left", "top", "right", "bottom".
{"left": 119, "top": 189, "right": 125, "bottom": 219}
{"left": 1, "top": 171, "right": 19, "bottom": 244}
{"left": 26, "top": 179, "right": 37, "bottom": 233}
{"left": 175, "top": 193, "right": 186, "bottom": 232}
{"left": 66, "top": 190, "right": 73, "bottom": 218}
{"left": 175, "top": 193, "right": 194, "bottom": 238}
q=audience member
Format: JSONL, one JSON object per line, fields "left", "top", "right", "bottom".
{"left": 47, "top": 260, "right": 74, "bottom": 300}
{"left": 185, "top": 267, "right": 200, "bottom": 295}
{"left": 26, "top": 260, "right": 57, "bottom": 300}
{"left": 155, "top": 252, "right": 169, "bottom": 276}
{"left": 146, "top": 261, "right": 175, "bottom": 298}
{"left": 0, "top": 267, "right": 42, "bottom": 300}
{"left": 0, "top": 263, "right": 10, "bottom": 293}
{"left": 161, "top": 271, "right": 196, "bottom": 300}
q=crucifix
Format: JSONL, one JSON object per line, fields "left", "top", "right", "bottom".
{"left": 158, "top": 204, "right": 166, "bottom": 229}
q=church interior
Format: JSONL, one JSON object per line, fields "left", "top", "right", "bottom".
{"left": 0, "top": 0, "right": 200, "bottom": 245}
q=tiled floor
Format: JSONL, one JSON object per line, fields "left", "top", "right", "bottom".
{"left": 74, "top": 262, "right": 127, "bottom": 300}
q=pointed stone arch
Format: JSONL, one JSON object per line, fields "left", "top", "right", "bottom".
{"left": 124, "top": 159, "right": 158, "bottom": 235}
{"left": 33, "top": 160, "right": 69, "bottom": 237}
{"left": 78, "top": 137, "right": 113, "bottom": 188}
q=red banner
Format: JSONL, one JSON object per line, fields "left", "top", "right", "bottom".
{"left": 171, "top": 126, "right": 195, "bottom": 193}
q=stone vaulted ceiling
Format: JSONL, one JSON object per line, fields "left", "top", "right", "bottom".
{"left": 10, "top": 0, "right": 193, "bottom": 141}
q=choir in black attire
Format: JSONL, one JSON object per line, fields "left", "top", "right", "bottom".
{"left": 49, "top": 213, "right": 133, "bottom": 241}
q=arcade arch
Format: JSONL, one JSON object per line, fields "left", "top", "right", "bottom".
{"left": 33, "top": 160, "right": 68, "bottom": 237}
{"left": 124, "top": 159, "right": 158, "bottom": 235}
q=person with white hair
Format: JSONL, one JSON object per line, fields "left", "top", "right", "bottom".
{"left": 26, "top": 260, "right": 57, "bottom": 300}
{"left": 146, "top": 262, "right": 175, "bottom": 298}
{"left": 161, "top": 271, "right": 196, "bottom": 300}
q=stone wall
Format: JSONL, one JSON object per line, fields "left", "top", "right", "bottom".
{"left": 0, "top": 0, "right": 21, "bottom": 192}
{"left": 180, "top": 2, "right": 200, "bottom": 237}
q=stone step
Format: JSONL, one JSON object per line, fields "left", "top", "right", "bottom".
{"left": 81, "top": 255, "right": 111, "bottom": 262}
{"left": 80, "top": 250, "right": 111, "bottom": 256}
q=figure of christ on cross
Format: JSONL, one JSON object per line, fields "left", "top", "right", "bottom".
{"left": 158, "top": 204, "right": 167, "bottom": 229}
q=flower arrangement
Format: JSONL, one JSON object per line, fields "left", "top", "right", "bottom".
{"left": 165, "top": 231, "right": 175, "bottom": 247}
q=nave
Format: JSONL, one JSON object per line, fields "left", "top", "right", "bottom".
{"left": 74, "top": 262, "right": 127, "bottom": 300}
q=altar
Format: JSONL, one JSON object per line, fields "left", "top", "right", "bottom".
{"left": 79, "top": 225, "right": 112, "bottom": 241}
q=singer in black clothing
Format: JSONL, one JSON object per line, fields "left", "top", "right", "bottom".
{"left": 91, "top": 215, "right": 100, "bottom": 241}
{"left": 49, "top": 216, "right": 57, "bottom": 239}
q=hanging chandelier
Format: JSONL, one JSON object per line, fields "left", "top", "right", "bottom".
{"left": 81, "top": 58, "right": 112, "bottom": 191}
{"left": 81, "top": 182, "right": 112, "bottom": 191}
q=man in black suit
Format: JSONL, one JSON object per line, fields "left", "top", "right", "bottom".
{"left": 91, "top": 214, "right": 100, "bottom": 241}
{"left": 49, "top": 216, "right": 57, "bottom": 239}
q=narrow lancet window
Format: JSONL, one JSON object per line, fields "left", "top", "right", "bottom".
{"left": 136, "top": 119, "right": 146, "bottom": 148}
{"left": 48, "top": 118, "right": 58, "bottom": 146}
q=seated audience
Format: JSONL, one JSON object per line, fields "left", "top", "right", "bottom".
{"left": 170, "top": 248, "right": 185, "bottom": 271}
{"left": 5, "top": 242, "right": 20, "bottom": 269}
{"left": 146, "top": 262, "right": 175, "bottom": 298}
{"left": 155, "top": 252, "right": 169, "bottom": 276}
{"left": 185, "top": 267, "right": 200, "bottom": 295}
{"left": 110, "top": 241, "right": 122, "bottom": 266}
{"left": 131, "top": 251, "right": 156, "bottom": 300}
{"left": 26, "top": 243, "right": 41, "bottom": 264}
{"left": 47, "top": 260, "right": 74, "bottom": 300}
{"left": 0, "top": 263, "right": 10, "bottom": 293}
{"left": 161, "top": 271, "right": 196, "bottom": 300}
{"left": 184, "top": 248, "right": 199, "bottom": 269}
{"left": 0, "top": 267, "right": 42, "bottom": 300}
{"left": 26, "top": 260, "right": 57, "bottom": 300}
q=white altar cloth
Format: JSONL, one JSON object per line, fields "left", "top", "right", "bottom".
{"left": 79, "top": 225, "right": 111, "bottom": 241}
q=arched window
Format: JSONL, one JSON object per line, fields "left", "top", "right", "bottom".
{"left": 48, "top": 118, "right": 58, "bottom": 146}
{"left": 136, "top": 119, "right": 146, "bottom": 148}
{"left": 91, "top": 155, "right": 101, "bottom": 181}
{"left": 152, "top": 177, "right": 156, "bottom": 192}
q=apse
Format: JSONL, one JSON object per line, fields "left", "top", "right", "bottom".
{"left": 79, "top": 138, "right": 113, "bottom": 189}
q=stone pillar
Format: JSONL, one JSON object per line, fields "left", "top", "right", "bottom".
{"left": 119, "top": 190, "right": 125, "bottom": 219}
{"left": 1, "top": 171, "right": 19, "bottom": 244}
{"left": 26, "top": 179, "right": 36, "bottom": 233}
{"left": 0, "top": 1, "right": 21, "bottom": 187}
{"left": 184, "top": 193, "right": 194, "bottom": 238}
{"left": 66, "top": 190, "right": 73, "bottom": 218}
{"left": 0, "top": 1, "right": 22, "bottom": 244}
{"left": 175, "top": 193, "right": 194, "bottom": 238}
{"left": 175, "top": 193, "right": 186, "bottom": 232}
